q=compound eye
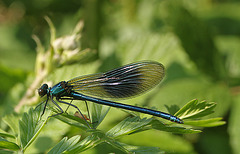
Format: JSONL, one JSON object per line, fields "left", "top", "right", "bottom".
{"left": 38, "top": 84, "right": 48, "bottom": 97}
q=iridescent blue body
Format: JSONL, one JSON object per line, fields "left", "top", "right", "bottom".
{"left": 38, "top": 61, "right": 183, "bottom": 128}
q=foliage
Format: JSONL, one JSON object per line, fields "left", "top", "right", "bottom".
{"left": 0, "top": 0, "right": 239, "bottom": 153}
{"left": 0, "top": 98, "right": 223, "bottom": 153}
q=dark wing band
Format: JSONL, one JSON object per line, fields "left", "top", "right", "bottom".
{"left": 67, "top": 61, "right": 164, "bottom": 99}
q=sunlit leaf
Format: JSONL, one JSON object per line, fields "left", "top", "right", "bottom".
{"left": 2, "top": 114, "right": 19, "bottom": 137}
{"left": 104, "top": 138, "right": 129, "bottom": 153}
{"left": 120, "top": 142, "right": 163, "bottom": 154}
{"left": 19, "top": 104, "right": 51, "bottom": 152}
{"left": 66, "top": 134, "right": 100, "bottom": 153}
{"left": 48, "top": 135, "right": 80, "bottom": 154}
{"left": 151, "top": 119, "right": 201, "bottom": 134}
{"left": 0, "top": 136, "right": 20, "bottom": 151}
{"left": 90, "top": 103, "right": 110, "bottom": 128}
{"left": 53, "top": 112, "right": 89, "bottom": 130}
{"left": 175, "top": 99, "right": 216, "bottom": 120}
{"left": 106, "top": 117, "right": 152, "bottom": 138}
{"left": 184, "top": 118, "right": 225, "bottom": 127}
{"left": 0, "top": 129, "right": 15, "bottom": 139}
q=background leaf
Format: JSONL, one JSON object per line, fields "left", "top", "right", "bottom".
{"left": 0, "top": 0, "right": 237, "bottom": 153}
{"left": 229, "top": 95, "right": 240, "bottom": 154}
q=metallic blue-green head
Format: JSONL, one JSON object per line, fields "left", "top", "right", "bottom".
{"left": 38, "top": 84, "right": 49, "bottom": 97}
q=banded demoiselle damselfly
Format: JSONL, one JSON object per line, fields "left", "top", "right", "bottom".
{"left": 38, "top": 61, "right": 183, "bottom": 128}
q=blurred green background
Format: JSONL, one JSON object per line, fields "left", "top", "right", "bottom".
{"left": 0, "top": 0, "right": 240, "bottom": 153}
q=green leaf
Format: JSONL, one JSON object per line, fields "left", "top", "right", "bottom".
{"left": 90, "top": 103, "right": 110, "bottom": 128}
{"left": 48, "top": 135, "right": 81, "bottom": 154}
{"left": 104, "top": 138, "right": 162, "bottom": 153}
{"left": 184, "top": 118, "right": 226, "bottom": 127}
{"left": 166, "top": 2, "right": 226, "bottom": 80}
{"left": 0, "top": 129, "right": 15, "bottom": 139}
{"left": 120, "top": 142, "right": 163, "bottom": 154}
{"left": 104, "top": 138, "right": 130, "bottom": 153}
{"left": 2, "top": 114, "right": 19, "bottom": 137}
{"left": 229, "top": 95, "right": 240, "bottom": 154}
{"left": 175, "top": 99, "right": 216, "bottom": 120}
{"left": 0, "top": 64, "right": 26, "bottom": 92}
{"left": 19, "top": 104, "right": 51, "bottom": 152}
{"left": 53, "top": 112, "right": 89, "bottom": 130}
{"left": 151, "top": 119, "right": 201, "bottom": 134}
{"left": 0, "top": 136, "right": 20, "bottom": 151}
{"left": 66, "top": 134, "right": 100, "bottom": 153}
{"left": 49, "top": 100, "right": 110, "bottom": 130}
{"left": 106, "top": 117, "right": 152, "bottom": 138}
